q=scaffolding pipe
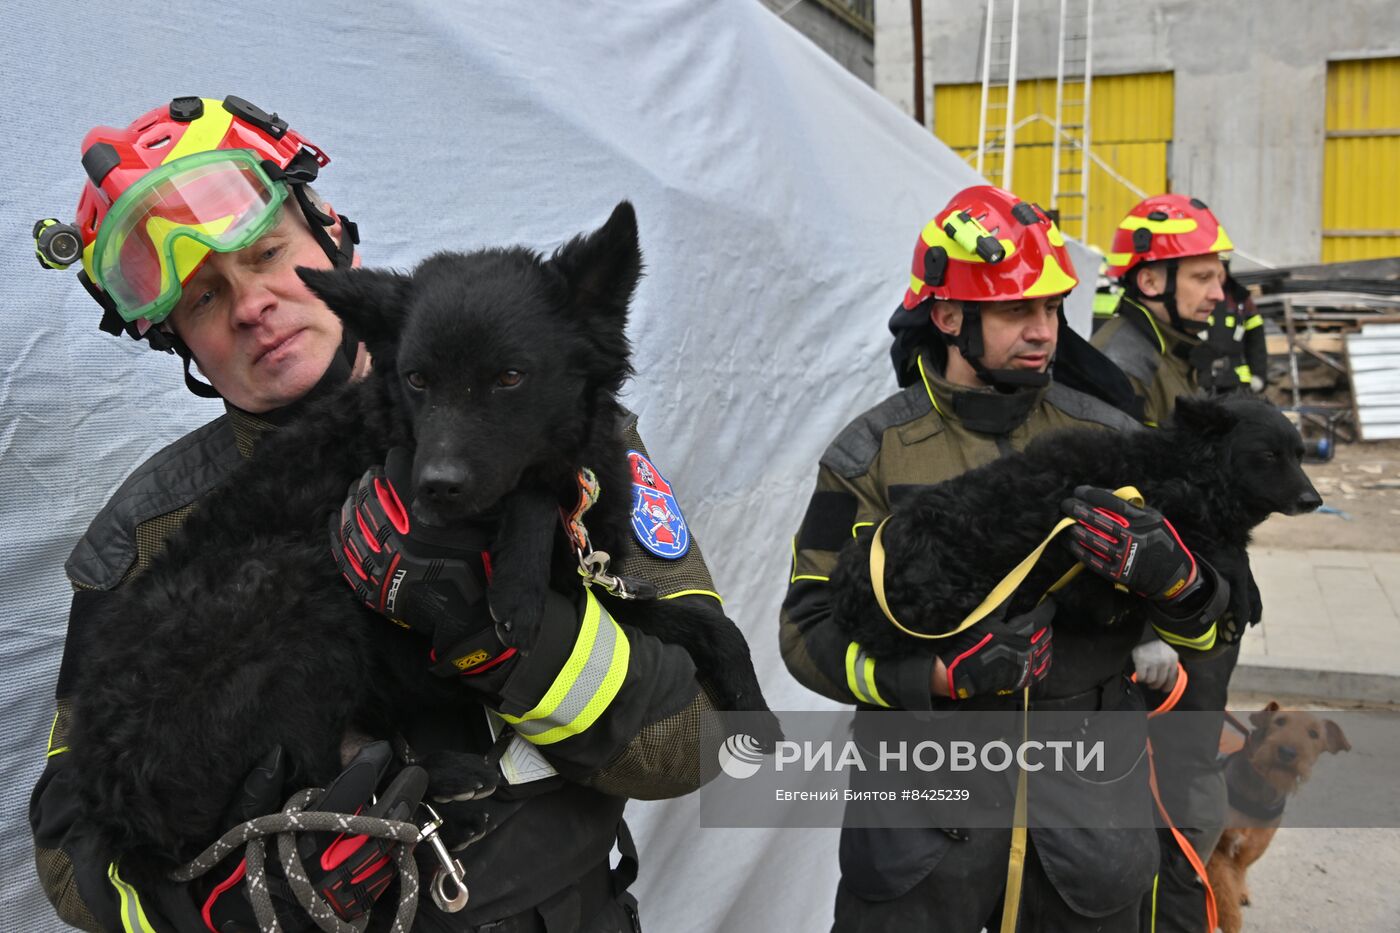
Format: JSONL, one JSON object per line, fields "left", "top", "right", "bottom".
{"left": 975, "top": 0, "right": 995, "bottom": 177}
{"left": 1051, "top": 0, "right": 1067, "bottom": 208}
{"left": 1080, "top": 0, "right": 1094, "bottom": 230}
{"left": 1002, "top": 0, "right": 1021, "bottom": 189}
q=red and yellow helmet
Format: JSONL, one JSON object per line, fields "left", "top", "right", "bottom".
{"left": 39, "top": 96, "right": 334, "bottom": 335}
{"left": 901, "top": 185, "right": 1079, "bottom": 309}
{"left": 1105, "top": 194, "right": 1233, "bottom": 281}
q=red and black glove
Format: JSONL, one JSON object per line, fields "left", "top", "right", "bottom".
{"left": 331, "top": 448, "right": 516, "bottom": 678}
{"left": 1060, "top": 486, "right": 1203, "bottom": 603}
{"left": 201, "top": 742, "right": 425, "bottom": 933}
{"left": 937, "top": 599, "right": 1054, "bottom": 700}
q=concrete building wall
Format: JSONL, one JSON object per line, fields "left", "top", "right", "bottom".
{"left": 874, "top": 0, "right": 1400, "bottom": 267}
{"left": 760, "top": 0, "right": 875, "bottom": 85}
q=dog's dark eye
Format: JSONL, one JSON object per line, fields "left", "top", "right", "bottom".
{"left": 496, "top": 370, "right": 523, "bottom": 388}
{"left": 1309, "top": 728, "right": 1319, "bottom": 739}
{"left": 405, "top": 372, "right": 428, "bottom": 391}
{"left": 1275, "top": 716, "right": 1287, "bottom": 726}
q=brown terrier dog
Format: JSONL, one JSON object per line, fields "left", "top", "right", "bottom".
{"left": 1207, "top": 701, "right": 1352, "bottom": 933}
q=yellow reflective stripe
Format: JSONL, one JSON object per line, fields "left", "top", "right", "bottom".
{"left": 1045, "top": 222, "right": 1066, "bottom": 247}
{"left": 499, "top": 590, "right": 630, "bottom": 745}
{"left": 861, "top": 653, "right": 889, "bottom": 708}
{"left": 1023, "top": 251, "right": 1078, "bottom": 298}
{"left": 1150, "top": 872, "right": 1160, "bottom": 932}
{"left": 1224, "top": 315, "right": 1236, "bottom": 328}
{"left": 1118, "top": 215, "right": 1198, "bottom": 235}
{"left": 916, "top": 353, "right": 946, "bottom": 418}
{"left": 46, "top": 712, "right": 69, "bottom": 758}
{"left": 909, "top": 272, "right": 926, "bottom": 296}
{"left": 108, "top": 863, "right": 157, "bottom": 933}
{"left": 843, "top": 643, "right": 890, "bottom": 708}
{"left": 1209, "top": 225, "right": 1234, "bottom": 252}
{"left": 661, "top": 589, "right": 723, "bottom": 605}
{"left": 789, "top": 537, "right": 830, "bottom": 584}
{"left": 1153, "top": 621, "right": 1218, "bottom": 652}
{"left": 1105, "top": 251, "right": 1133, "bottom": 267}
{"left": 852, "top": 521, "right": 874, "bottom": 537}
{"left": 1126, "top": 300, "right": 1167, "bottom": 354}
{"left": 1244, "top": 314, "right": 1264, "bottom": 330}
{"left": 1234, "top": 364, "right": 1253, "bottom": 382}
{"left": 164, "top": 99, "right": 234, "bottom": 164}
{"left": 844, "top": 642, "right": 871, "bottom": 704}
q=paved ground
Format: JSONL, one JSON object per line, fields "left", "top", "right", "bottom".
{"left": 1236, "top": 547, "right": 1400, "bottom": 705}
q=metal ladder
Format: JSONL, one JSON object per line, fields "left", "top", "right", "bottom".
{"left": 1051, "top": 0, "right": 1095, "bottom": 241}
{"left": 974, "top": 0, "right": 1022, "bottom": 189}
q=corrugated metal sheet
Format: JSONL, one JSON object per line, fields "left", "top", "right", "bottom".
{"left": 932, "top": 72, "right": 1172, "bottom": 253}
{"left": 1323, "top": 58, "right": 1400, "bottom": 263}
{"left": 1346, "top": 323, "right": 1400, "bottom": 440}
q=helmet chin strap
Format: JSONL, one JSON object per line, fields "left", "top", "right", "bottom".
{"left": 1131, "top": 260, "right": 1205, "bottom": 335}
{"left": 944, "top": 301, "right": 1051, "bottom": 394}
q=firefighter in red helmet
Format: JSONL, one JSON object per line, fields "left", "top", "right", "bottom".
{"left": 1095, "top": 194, "right": 1235, "bottom": 423}
{"left": 31, "top": 95, "right": 726, "bottom": 933}
{"left": 781, "top": 185, "right": 1232, "bottom": 932}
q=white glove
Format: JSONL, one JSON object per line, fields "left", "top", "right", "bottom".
{"left": 1132, "top": 639, "right": 1180, "bottom": 691}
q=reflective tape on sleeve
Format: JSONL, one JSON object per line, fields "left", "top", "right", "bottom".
{"left": 500, "top": 589, "right": 630, "bottom": 745}
{"left": 108, "top": 863, "right": 157, "bottom": 933}
{"left": 1153, "top": 621, "right": 1218, "bottom": 653}
{"left": 844, "top": 642, "right": 890, "bottom": 707}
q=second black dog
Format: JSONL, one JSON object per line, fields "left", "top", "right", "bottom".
{"left": 830, "top": 395, "right": 1321, "bottom": 660}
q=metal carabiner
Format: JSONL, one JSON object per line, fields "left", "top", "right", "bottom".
{"left": 418, "top": 805, "right": 469, "bottom": 913}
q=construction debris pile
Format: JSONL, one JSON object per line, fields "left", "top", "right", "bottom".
{"left": 1236, "top": 257, "right": 1400, "bottom": 444}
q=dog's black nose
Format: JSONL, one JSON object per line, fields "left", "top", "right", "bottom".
{"left": 1277, "top": 745, "right": 1298, "bottom": 764}
{"left": 1295, "top": 490, "right": 1322, "bottom": 514}
{"left": 418, "top": 464, "right": 468, "bottom": 504}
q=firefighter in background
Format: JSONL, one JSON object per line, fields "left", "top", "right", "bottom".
{"left": 780, "top": 185, "right": 1232, "bottom": 932}
{"left": 1095, "top": 194, "right": 1259, "bottom": 933}
{"left": 1200, "top": 269, "right": 1268, "bottom": 394}
{"left": 1093, "top": 194, "right": 1234, "bottom": 424}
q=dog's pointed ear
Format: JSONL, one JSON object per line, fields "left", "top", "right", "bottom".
{"left": 1249, "top": 700, "right": 1281, "bottom": 729}
{"left": 1171, "top": 395, "right": 1238, "bottom": 437}
{"left": 1323, "top": 719, "right": 1352, "bottom": 754}
{"left": 549, "top": 201, "right": 642, "bottom": 325}
{"left": 297, "top": 266, "right": 413, "bottom": 365}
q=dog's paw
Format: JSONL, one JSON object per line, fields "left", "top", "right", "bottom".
{"left": 488, "top": 581, "right": 545, "bottom": 654}
{"left": 421, "top": 750, "right": 500, "bottom": 803}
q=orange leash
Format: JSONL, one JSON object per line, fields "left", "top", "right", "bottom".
{"left": 1134, "top": 665, "right": 1220, "bottom": 933}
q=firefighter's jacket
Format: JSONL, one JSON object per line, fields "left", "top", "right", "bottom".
{"left": 31, "top": 405, "right": 720, "bottom": 932}
{"left": 1092, "top": 297, "right": 1204, "bottom": 426}
{"left": 779, "top": 352, "right": 1225, "bottom": 916}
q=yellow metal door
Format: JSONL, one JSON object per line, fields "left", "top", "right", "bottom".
{"left": 932, "top": 72, "right": 1173, "bottom": 254}
{"left": 1323, "top": 57, "right": 1400, "bottom": 262}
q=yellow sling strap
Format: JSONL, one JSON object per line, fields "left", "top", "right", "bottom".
{"left": 868, "top": 486, "right": 1145, "bottom": 639}
{"left": 867, "top": 486, "right": 1147, "bottom": 932}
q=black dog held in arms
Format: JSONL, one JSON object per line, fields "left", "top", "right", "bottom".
{"left": 69, "top": 201, "right": 776, "bottom": 877}
{"left": 830, "top": 395, "right": 1322, "bottom": 661}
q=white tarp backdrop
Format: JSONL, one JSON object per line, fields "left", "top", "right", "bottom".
{"left": 0, "top": 2, "right": 1097, "bottom": 930}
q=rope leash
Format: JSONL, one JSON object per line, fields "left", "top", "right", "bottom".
{"left": 560, "top": 467, "right": 657, "bottom": 601}
{"left": 169, "top": 788, "right": 423, "bottom": 933}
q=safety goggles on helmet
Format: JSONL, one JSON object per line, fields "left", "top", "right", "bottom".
{"left": 90, "top": 149, "right": 289, "bottom": 325}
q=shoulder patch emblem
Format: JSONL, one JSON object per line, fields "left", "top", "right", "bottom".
{"left": 627, "top": 451, "right": 690, "bottom": 559}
